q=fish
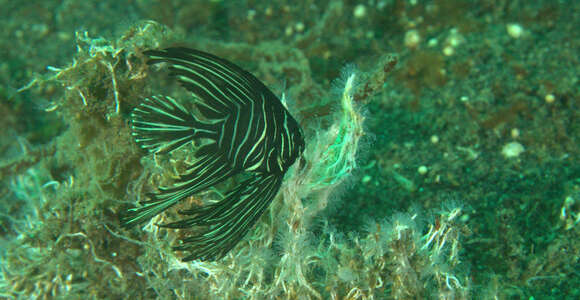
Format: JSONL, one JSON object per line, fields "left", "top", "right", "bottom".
{"left": 120, "top": 47, "right": 305, "bottom": 261}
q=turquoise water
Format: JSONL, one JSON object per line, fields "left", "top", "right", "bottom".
{"left": 1, "top": 1, "right": 578, "bottom": 299}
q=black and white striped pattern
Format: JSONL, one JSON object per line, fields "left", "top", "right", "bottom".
{"left": 131, "top": 95, "right": 219, "bottom": 154}
{"left": 121, "top": 47, "right": 305, "bottom": 261}
{"left": 163, "top": 174, "right": 283, "bottom": 261}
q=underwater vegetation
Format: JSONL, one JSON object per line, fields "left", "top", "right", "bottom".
{"left": 1, "top": 0, "right": 579, "bottom": 299}
{"left": 0, "top": 21, "right": 471, "bottom": 299}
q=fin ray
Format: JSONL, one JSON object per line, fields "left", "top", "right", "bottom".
{"left": 131, "top": 95, "right": 218, "bottom": 154}
{"left": 120, "top": 153, "right": 235, "bottom": 228}
{"left": 144, "top": 48, "right": 264, "bottom": 114}
{"left": 161, "top": 174, "right": 283, "bottom": 261}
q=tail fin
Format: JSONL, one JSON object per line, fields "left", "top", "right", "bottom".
{"left": 131, "top": 95, "right": 216, "bottom": 154}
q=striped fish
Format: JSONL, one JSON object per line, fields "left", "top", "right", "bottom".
{"left": 120, "top": 47, "right": 305, "bottom": 261}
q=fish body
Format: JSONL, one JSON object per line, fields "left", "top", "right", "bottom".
{"left": 120, "top": 48, "right": 304, "bottom": 261}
